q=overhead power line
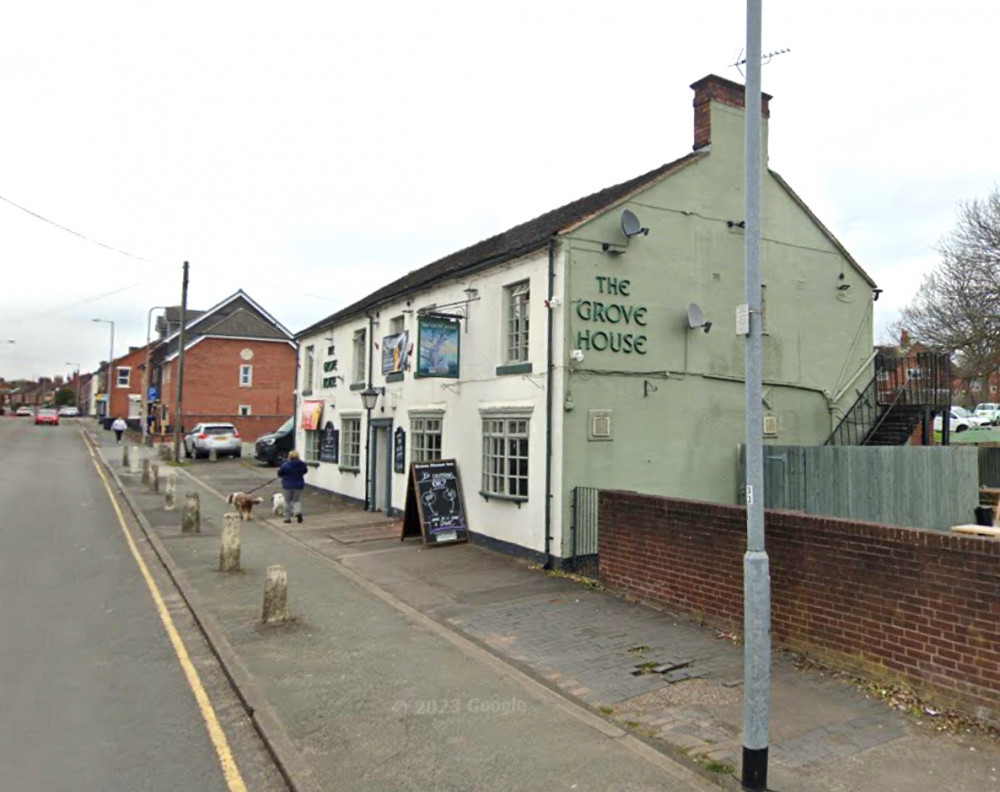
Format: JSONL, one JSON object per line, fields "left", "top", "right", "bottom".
{"left": 0, "top": 192, "right": 159, "bottom": 264}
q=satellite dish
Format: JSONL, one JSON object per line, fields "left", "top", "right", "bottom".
{"left": 621, "top": 209, "right": 649, "bottom": 238}
{"left": 687, "top": 303, "right": 705, "bottom": 329}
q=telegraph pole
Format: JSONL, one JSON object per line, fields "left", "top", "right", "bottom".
{"left": 172, "top": 262, "right": 189, "bottom": 462}
{"left": 741, "top": 0, "right": 771, "bottom": 789}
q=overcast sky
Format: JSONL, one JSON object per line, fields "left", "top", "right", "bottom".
{"left": 2, "top": 2, "right": 998, "bottom": 381}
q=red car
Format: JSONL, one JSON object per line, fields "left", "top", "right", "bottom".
{"left": 35, "top": 408, "right": 60, "bottom": 426}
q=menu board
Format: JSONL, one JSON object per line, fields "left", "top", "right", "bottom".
{"left": 319, "top": 422, "right": 339, "bottom": 463}
{"left": 394, "top": 427, "right": 406, "bottom": 474}
{"left": 401, "top": 460, "right": 468, "bottom": 546}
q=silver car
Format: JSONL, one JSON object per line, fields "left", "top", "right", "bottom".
{"left": 183, "top": 422, "right": 242, "bottom": 459}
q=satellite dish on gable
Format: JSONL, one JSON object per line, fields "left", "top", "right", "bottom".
{"left": 688, "top": 303, "right": 713, "bottom": 333}
{"left": 621, "top": 209, "right": 649, "bottom": 238}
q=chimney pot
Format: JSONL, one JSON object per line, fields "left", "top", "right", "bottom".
{"left": 690, "top": 74, "right": 771, "bottom": 151}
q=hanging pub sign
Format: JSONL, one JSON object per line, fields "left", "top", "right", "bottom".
{"left": 415, "top": 317, "right": 460, "bottom": 378}
{"left": 319, "top": 421, "right": 339, "bottom": 463}
{"left": 300, "top": 399, "right": 324, "bottom": 431}
{"left": 393, "top": 427, "right": 406, "bottom": 473}
{"left": 381, "top": 331, "right": 409, "bottom": 375}
{"left": 401, "top": 459, "right": 468, "bottom": 546}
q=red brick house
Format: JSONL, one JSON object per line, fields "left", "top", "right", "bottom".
{"left": 105, "top": 345, "right": 154, "bottom": 423}
{"left": 150, "top": 290, "right": 297, "bottom": 440}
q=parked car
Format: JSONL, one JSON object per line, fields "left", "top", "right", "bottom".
{"left": 933, "top": 407, "right": 990, "bottom": 433}
{"left": 254, "top": 417, "right": 295, "bottom": 466}
{"left": 974, "top": 403, "right": 1000, "bottom": 425}
{"left": 57, "top": 406, "right": 80, "bottom": 417}
{"left": 35, "top": 408, "right": 60, "bottom": 426}
{"left": 15, "top": 406, "right": 33, "bottom": 417}
{"left": 183, "top": 422, "right": 242, "bottom": 459}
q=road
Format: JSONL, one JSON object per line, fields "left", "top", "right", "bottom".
{"left": 0, "top": 416, "right": 287, "bottom": 792}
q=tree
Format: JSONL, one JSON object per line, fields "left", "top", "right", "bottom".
{"left": 896, "top": 187, "right": 1000, "bottom": 378}
{"left": 54, "top": 387, "right": 76, "bottom": 407}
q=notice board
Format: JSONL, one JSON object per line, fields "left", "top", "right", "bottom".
{"left": 401, "top": 459, "right": 468, "bottom": 546}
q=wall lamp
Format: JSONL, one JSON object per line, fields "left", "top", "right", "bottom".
{"left": 872, "top": 288, "right": 884, "bottom": 302}
{"left": 360, "top": 386, "right": 384, "bottom": 411}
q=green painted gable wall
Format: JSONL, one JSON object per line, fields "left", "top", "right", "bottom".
{"left": 556, "top": 108, "right": 873, "bottom": 555}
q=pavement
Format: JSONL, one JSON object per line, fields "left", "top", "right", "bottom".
{"left": 88, "top": 423, "right": 1000, "bottom": 791}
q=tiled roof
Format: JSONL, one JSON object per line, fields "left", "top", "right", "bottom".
{"left": 296, "top": 153, "right": 700, "bottom": 338}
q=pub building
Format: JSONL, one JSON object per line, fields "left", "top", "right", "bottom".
{"left": 293, "top": 74, "right": 876, "bottom": 566}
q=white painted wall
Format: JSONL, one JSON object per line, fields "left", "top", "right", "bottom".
{"left": 297, "top": 248, "right": 562, "bottom": 556}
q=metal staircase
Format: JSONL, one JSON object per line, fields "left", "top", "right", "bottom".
{"left": 826, "top": 352, "right": 951, "bottom": 446}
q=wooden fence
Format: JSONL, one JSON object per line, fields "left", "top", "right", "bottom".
{"left": 738, "top": 445, "right": 979, "bottom": 531}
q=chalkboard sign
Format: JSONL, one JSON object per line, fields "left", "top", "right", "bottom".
{"left": 394, "top": 427, "right": 406, "bottom": 474}
{"left": 401, "top": 460, "right": 468, "bottom": 546}
{"left": 319, "top": 421, "right": 339, "bottom": 463}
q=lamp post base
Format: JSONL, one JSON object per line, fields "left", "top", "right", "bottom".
{"left": 741, "top": 746, "right": 768, "bottom": 790}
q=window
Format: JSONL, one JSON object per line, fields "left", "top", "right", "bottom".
{"left": 238, "top": 405, "right": 252, "bottom": 416}
{"left": 390, "top": 315, "right": 405, "bottom": 334}
{"left": 411, "top": 414, "right": 443, "bottom": 462}
{"left": 303, "top": 345, "right": 315, "bottom": 393}
{"left": 504, "top": 281, "right": 530, "bottom": 362}
{"left": 341, "top": 417, "right": 361, "bottom": 468}
{"left": 353, "top": 329, "right": 367, "bottom": 384}
{"left": 240, "top": 364, "right": 253, "bottom": 387}
{"left": 116, "top": 367, "right": 131, "bottom": 387}
{"left": 304, "top": 429, "right": 321, "bottom": 462}
{"left": 481, "top": 414, "right": 529, "bottom": 498}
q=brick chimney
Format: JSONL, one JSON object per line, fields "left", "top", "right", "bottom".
{"left": 690, "top": 74, "right": 771, "bottom": 151}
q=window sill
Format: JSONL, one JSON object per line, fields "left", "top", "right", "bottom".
{"left": 339, "top": 465, "right": 361, "bottom": 475}
{"left": 479, "top": 491, "right": 528, "bottom": 507}
{"left": 496, "top": 363, "right": 533, "bottom": 376}
{"left": 301, "top": 389, "right": 313, "bottom": 397}
{"left": 349, "top": 383, "right": 366, "bottom": 392}
{"left": 385, "top": 372, "right": 404, "bottom": 383}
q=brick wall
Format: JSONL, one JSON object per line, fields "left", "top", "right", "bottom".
{"left": 599, "top": 491, "right": 1000, "bottom": 724}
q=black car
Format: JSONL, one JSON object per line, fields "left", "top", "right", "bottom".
{"left": 254, "top": 417, "right": 295, "bottom": 466}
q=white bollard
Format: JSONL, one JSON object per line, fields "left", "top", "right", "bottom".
{"left": 219, "top": 513, "right": 241, "bottom": 572}
{"left": 149, "top": 462, "right": 160, "bottom": 494}
{"left": 164, "top": 471, "right": 177, "bottom": 511}
{"left": 158, "top": 443, "right": 173, "bottom": 462}
{"left": 262, "top": 565, "right": 288, "bottom": 624}
{"left": 128, "top": 446, "right": 142, "bottom": 475}
{"left": 209, "top": 446, "right": 218, "bottom": 463}
{"left": 141, "top": 458, "right": 151, "bottom": 486}
{"left": 181, "top": 492, "right": 200, "bottom": 533}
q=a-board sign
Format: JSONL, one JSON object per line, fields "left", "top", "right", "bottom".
{"left": 393, "top": 427, "right": 406, "bottom": 474}
{"left": 319, "top": 422, "right": 339, "bottom": 463}
{"left": 401, "top": 459, "right": 468, "bottom": 546}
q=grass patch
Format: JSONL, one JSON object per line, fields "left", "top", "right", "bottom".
{"left": 597, "top": 705, "right": 615, "bottom": 715}
{"left": 703, "top": 761, "right": 735, "bottom": 774}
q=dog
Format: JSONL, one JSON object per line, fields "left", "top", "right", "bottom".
{"left": 271, "top": 492, "right": 286, "bottom": 517}
{"left": 227, "top": 492, "right": 263, "bottom": 521}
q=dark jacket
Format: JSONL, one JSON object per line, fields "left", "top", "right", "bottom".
{"left": 278, "top": 458, "right": 309, "bottom": 490}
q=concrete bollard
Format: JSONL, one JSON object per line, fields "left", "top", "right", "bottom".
{"left": 219, "top": 513, "right": 241, "bottom": 572}
{"left": 149, "top": 462, "right": 160, "bottom": 494}
{"left": 181, "top": 492, "right": 201, "bottom": 533}
{"left": 121, "top": 443, "right": 130, "bottom": 467}
{"left": 209, "top": 446, "right": 218, "bottom": 463}
{"left": 262, "top": 565, "right": 288, "bottom": 624}
{"left": 164, "top": 471, "right": 177, "bottom": 511}
{"left": 141, "top": 458, "right": 151, "bottom": 486}
{"left": 158, "top": 443, "right": 173, "bottom": 462}
{"left": 128, "top": 446, "right": 143, "bottom": 475}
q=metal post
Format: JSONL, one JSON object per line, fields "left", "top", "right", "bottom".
{"left": 172, "top": 262, "right": 189, "bottom": 462}
{"left": 742, "top": 1, "right": 771, "bottom": 789}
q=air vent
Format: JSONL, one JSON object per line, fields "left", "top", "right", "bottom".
{"left": 762, "top": 415, "right": 779, "bottom": 436}
{"left": 588, "top": 409, "right": 613, "bottom": 441}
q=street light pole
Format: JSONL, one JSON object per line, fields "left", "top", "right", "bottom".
{"left": 92, "top": 319, "right": 115, "bottom": 419}
{"left": 741, "top": 1, "right": 771, "bottom": 790}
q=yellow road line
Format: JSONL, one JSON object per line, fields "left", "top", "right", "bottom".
{"left": 86, "top": 440, "right": 248, "bottom": 792}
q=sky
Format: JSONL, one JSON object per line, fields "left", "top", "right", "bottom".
{"left": 2, "top": 1, "right": 998, "bottom": 381}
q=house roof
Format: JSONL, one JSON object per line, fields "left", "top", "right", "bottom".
{"left": 296, "top": 153, "right": 701, "bottom": 339}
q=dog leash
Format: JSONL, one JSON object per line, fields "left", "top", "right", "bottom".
{"left": 244, "top": 476, "right": 279, "bottom": 495}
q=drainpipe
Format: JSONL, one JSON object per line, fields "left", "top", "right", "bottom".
{"left": 543, "top": 237, "right": 556, "bottom": 569}
{"left": 364, "top": 313, "right": 374, "bottom": 510}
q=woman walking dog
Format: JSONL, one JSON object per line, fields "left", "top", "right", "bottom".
{"left": 277, "top": 450, "right": 308, "bottom": 523}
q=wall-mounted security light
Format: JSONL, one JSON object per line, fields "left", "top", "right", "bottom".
{"left": 687, "top": 303, "right": 712, "bottom": 334}
{"left": 872, "top": 288, "right": 884, "bottom": 302}
{"left": 570, "top": 349, "right": 585, "bottom": 363}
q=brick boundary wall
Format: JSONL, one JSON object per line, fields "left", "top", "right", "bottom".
{"left": 599, "top": 490, "right": 1000, "bottom": 725}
